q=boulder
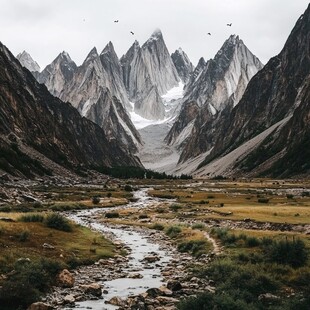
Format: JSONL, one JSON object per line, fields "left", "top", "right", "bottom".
{"left": 27, "top": 302, "right": 54, "bottom": 310}
{"left": 63, "top": 294, "right": 75, "bottom": 304}
{"left": 167, "top": 280, "right": 182, "bottom": 291}
{"left": 57, "top": 269, "right": 75, "bottom": 288}
{"left": 79, "top": 283, "right": 102, "bottom": 297}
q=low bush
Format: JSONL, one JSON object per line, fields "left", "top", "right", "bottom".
{"left": 92, "top": 196, "right": 101, "bottom": 204}
{"left": 124, "top": 184, "right": 132, "bottom": 192}
{"left": 192, "top": 223, "right": 205, "bottom": 230}
{"left": 138, "top": 214, "right": 148, "bottom": 219}
{"left": 44, "top": 213, "right": 72, "bottom": 232}
{"left": 105, "top": 212, "right": 120, "bottom": 218}
{"left": 170, "top": 204, "right": 182, "bottom": 212}
{"left": 166, "top": 225, "right": 182, "bottom": 238}
{"left": 18, "top": 213, "right": 44, "bottom": 222}
{"left": 257, "top": 197, "right": 269, "bottom": 203}
{"left": 151, "top": 223, "right": 165, "bottom": 230}
{"left": 0, "top": 258, "right": 63, "bottom": 309}
{"left": 16, "top": 230, "right": 30, "bottom": 242}
{"left": 246, "top": 236, "right": 261, "bottom": 247}
{"left": 178, "top": 239, "right": 208, "bottom": 257}
{"left": 264, "top": 238, "right": 308, "bottom": 267}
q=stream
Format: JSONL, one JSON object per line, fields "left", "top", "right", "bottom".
{"left": 63, "top": 188, "right": 175, "bottom": 310}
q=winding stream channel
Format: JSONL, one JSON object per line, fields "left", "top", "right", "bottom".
{"left": 63, "top": 188, "right": 177, "bottom": 310}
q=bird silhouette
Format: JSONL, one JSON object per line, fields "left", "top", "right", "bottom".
{"left": 227, "top": 23, "right": 232, "bottom": 26}
{"left": 114, "top": 20, "right": 119, "bottom": 23}
{"left": 130, "top": 31, "right": 134, "bottom": 35}
{"left": 207, "top": 32, "right": 211, "bottom": 35}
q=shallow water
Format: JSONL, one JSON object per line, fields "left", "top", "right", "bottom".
{"left": 65, "top": 188, "right": 173, "bottom": 309}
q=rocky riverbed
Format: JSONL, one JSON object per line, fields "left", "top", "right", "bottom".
{"left": 41, "top": 224, "right": 215, "bottom": 310}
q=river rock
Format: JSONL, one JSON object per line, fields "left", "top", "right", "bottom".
{"left": 63, "top": 294, "right": 75, "bottom": 304}
{"left": 27, "top": 302, "right": 54, "bottom": 310}
{"left": 128, "top": 273, "right": 144, "bottom": 279}
{"left": 107, "top": 296, "right": 126, "bottom": 307}
{"left": 57, "top": 269, "right": 75, "bottom": 288}
{"left": 79, "top": 283, "right": 102, "bottom": 297}
{"left": 155, "top": 296, "right": 179, "bottom": 304}
{"left": 167, "top": 280, "right": 182, "bottom": 291}
{"left": 143, "top": 255, "right": 160, "bottom": 263}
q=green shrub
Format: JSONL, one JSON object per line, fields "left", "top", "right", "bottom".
{"left": 138, "top": 214, "right": 148, "bottom": 219}
{"left": 44, "top": 213, "right": 72, "bottom": 232}
{"left": 192, "top": 223, "right": 205, "bottom": 230}
{"left": 106, "top": 192, "right": 112, "bottom": 198}
{"left": 105, "top": 212, "right": 119, "bottom": 218}
{"left": 16, "top": 230, "right": 30, "bottom": 242}
{"left": 92, "top": 196, "right": 100, "bottom": 204}
{"left": 124, "top": 184, "right": 132, "bottom": 192}
{"left": 151, "top": 223, "right": 165, "bottom": 230}
{"left": 286, "top": 194, "right": 294, "bottom": 199}
{"left": 246, "top": 237, "right": 261, "bottom": 247}
{"left": 177, "top": 239, "right": 208, "bottom": 257}
{"left": 264, "top": 238, "right": 308, "bottom": 267}
{"left": 0, "top": 258, "right": 63, "bottom": 309}
{"left": 258, "top": 198, "right": 269, "bottom": 203}
{"left": 166, "top": 225, "right": 182, "bottom": 238}
{"left": 18, "top": 213, "right": 44, "bottom": 222}
{"left": 170, "top": 204, "right": 182, "bottom": 212}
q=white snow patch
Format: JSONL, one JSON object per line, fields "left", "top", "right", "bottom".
{"left": 162, "top": 82, "right": 184, "bottom": 103}
{"left": 209, "top": 103, "right": 217, "bottom": 115}
{"left": 81, "top": 99, "right": 92, "bottom": 117}
{"left": 194, "top": 116, "right": 292, "bottom": 178}
{"left": 130, "top": 110, "right": 169, "bottom": 130}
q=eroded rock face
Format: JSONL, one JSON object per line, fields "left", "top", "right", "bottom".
{"left": 37, "top": 51, "right": 77, "bottom": 97}
{"left": 121, "top": 29, "right": 180, "bottom": 120}
{"left": 197, "top": 4, "right": 310, "bottom": 178}
{"left": 171, "top": 48, "right": 194, "bottom": 84}
{"left": 166, "top": 35, "right": 263, "bottom": 162}
{"left": 58, "top": 44, "right": 141, "bottom": 152}
{"left": 0, "top": 42, "right": 141, "bottom": 177}
{"left": 16, "top": 50, "right": 40, "bottom": 73}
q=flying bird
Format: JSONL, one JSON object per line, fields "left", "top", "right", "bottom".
{"left": 130, "top": 31, "right": 134, "bottom": 35}
{"left": 114, "top": 20, "right": 119, "bottom": 23}
{"left": 227, "top": 23, "right": 232, "bottom": 26}
{"left": 207, "top": 32, "right": 211, "bottom": 35}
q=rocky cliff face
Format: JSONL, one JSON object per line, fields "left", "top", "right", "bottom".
{"left": 196, "top": 4, "right": 310, "bottom": 177}
{"left": 59, "top": 44, "right": 141, "bottom": 152}
{"left": 121, "top": 29, "right": 180, "bottom": 120}
{"left": 37, "top": 51, "right": 77, "bottom": 97}
{"left": 167, "top": 35, "right": 263, "bottom": 152}
{"left": 0, "top": 42, "right": 141, "bottom": 178}
{"left": 184, "top": 35, "right": 263, "bottom": 110}
{"left": 16, "top": 50, "right": 40, "bottom": 73}
{"left": 171, "top": 48, "right": 194, "bottom": 83}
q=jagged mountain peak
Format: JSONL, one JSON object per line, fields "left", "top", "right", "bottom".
{"left": 101, "top": 41, "right": 115, "bottom": 54}
{"left": 143, "top": 28, "right": 164, "bottom": 47}
{"left": 171, "top": 47, "right": 194, "bottom": 83}
{"left": 85, "top": 47, "right": 99, "bottom": 62}
{"left": 58, "top": 51, "right": 73, "bottom": 61}
{"left": 16, "top": 50, "right": 40, "bottom": 73}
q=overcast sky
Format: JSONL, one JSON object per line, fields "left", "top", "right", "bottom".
{"left": 0, "top": 0, "right": 308, "bottom": 69}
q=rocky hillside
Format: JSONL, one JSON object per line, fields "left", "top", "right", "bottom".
{"left": 0, "top": 42, "right": 141, "bottom": 178}
{"left": 196, "top": 4, "right": 310, "bottom": 178}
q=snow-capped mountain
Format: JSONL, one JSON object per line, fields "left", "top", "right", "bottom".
{"left": 37, "top": 51, "right": 77, "bottom": 97}
{"left": 121, "top": 29, "right": 180, "bottom": 120}
{"left": 171, "top": 48, "right": 194, "bottom": 83}
{"left": 16, "top": 50, "right": 40, "bottom": 73}
{"left": 167, "top": 35, "right": 263, "bottom": 149}
{"left": 59, "top": 44, "right": 141, "bottom": 152}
